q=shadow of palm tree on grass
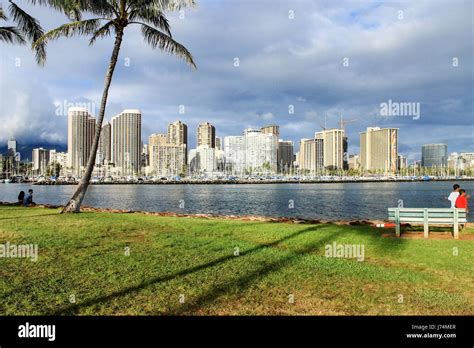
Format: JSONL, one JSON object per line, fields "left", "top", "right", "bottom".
{"left": 50, "top": 222, "right": 410, "bottom": 316}
{"left": 168, "top": 228, "right": 344, "bottom": 315}
{"left": 50, "top": 224, "right": 328, "bottom": 315}
{"left": 169, "top": 225, "right": 414, "bottom": 315}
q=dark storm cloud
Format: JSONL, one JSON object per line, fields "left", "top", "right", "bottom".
{"left": 0, "top": 0, "right": 472, "bottom": 160}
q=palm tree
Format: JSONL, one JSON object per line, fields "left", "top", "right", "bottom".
{"left": 33, "top": 0, "right": 196, "bottom": 213}
{"left": 0, "top": 0, "right": 46, "bottom": 62}
{"left": 0, "top": 6, "right": 23, "bottom": 44}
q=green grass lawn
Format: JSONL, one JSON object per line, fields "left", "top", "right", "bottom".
{"left": 0, "top": 206, "right": 473, "bottom": 316}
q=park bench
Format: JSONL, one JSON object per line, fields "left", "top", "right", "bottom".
{"left": 388, "top": 208, "right": 467, "bottom": 239}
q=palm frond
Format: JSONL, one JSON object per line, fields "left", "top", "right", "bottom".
{"left": 0, "top": 7, "right": 8, "bottom": 20}
{"left": 25, "top": 0, "right": 82, "bottom": 19}
{"left": 73, "top": 0, "right": 118, "bottom": 18}
{"left": 151, "top": 0, "right": 196, "bottom": 11}
{"left": 0, "top": 26, "right": 26, "bottom": 44}
{"left": 129, "top": 5, "right": 171, "bottom": 36}
{"left": 89, "top": 20, "right": 115, "bottom": 45}
{"left": 35, "top": 18, "right": 103, "bottom": 46}
{"left": 126, "top": 0, "right": 195, "bottom": 12}
{"left": 139, "top": 22, "right": 195, "bottom": 68}
{"left": 8, "top": 1, "right": 46, "bottom": 65}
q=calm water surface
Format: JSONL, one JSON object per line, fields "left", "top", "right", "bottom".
{"left": 1, "top": 181, "right": 472, "bottom": 221}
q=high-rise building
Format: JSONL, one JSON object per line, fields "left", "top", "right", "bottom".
{"left": 448, "top": 152, "right": 460, "bottom": 170}
{"left": 343, "top": 136, "right": 348, "bottom": 170}
{"left": 460, "top": 153, "right": 474, "bottom": 169}
{"left": 111, "top": 109, "right": 142, "bottom": 175}
{"left": 359, "top": 127, "right": 398, "bottom": 173}
{"left": 149, "top": 134, "right": 168, "bottom": 146}
{"left": 223, "top": 130, "right": 278, "bottom": 174}
{"left": 168, "top": 120, "right": 188, "bottom": 163}
{"left": 50, "top": 150, "right": 68, "bottom": 175}
{"left": 32, "top": 148, "right": 50, "bottom": 174}
{"left": 448, "top": 152, "right": 474, "bottom": 171}
{"left": 7, "top": 139, "right": 17, "bottom": 156}
{"left": 215, "top": 137, "right": 222, "bottom": 151}
{"left": 298, "top": 138, "right": 324, "bottom": 173}
{"left": 215, "top": 145, "right": 225, "bottom": 171}
{"left": 141, "top": 143, "right": 149, "bottom": 168}
{"left": 97, "top": 122, "right": 111, "bottom": 166}
{"left": 152, "top": 143, "right": 186, "bottom": 176}
{"left": 148, "top": 133, "right": 168, "bottom": 169}
{"left": 261, "top": 125, "right": 280, "bottom": 137}
{"left": 188, "top": 149, "right": 198, "bottom": 173}
{"left": 421, "top": 144, "right": 448, "bottom": 167}
{"left": 149, "top": 120, "right": 189, "bottom": 176}
{"left": 348, "top": 154, "right": 360, "bottom": 170}
{"left": 67, "top": 107, "right": 96, "bottom": 175}
{"left": 7, "top": 139, "right": 20, "bottom": 166}
{"left": 191, "top": 145, "right": 217, "bottom": 173}
{"left": 278, "top": 140, "right": 294, "bottom": 173}
{"left": 197, "top": 122, "right": 216, "bottom": 148}
{"left": 224, "top": 136, "right": 245, "bottom": 174}
{"left": 168, "top": 120, "right": 188, "bottom": 146}
{"left": 397, "top": 155, "right": 408, "bottom": 170}
{"left": 244, "top": 129, "right": 278, "bottom": 173}
{"left": 315, "top": 129, "right": 345, "bottom": 170}
{"left": 0, "top": 154, "right": 4, "bottom": 177}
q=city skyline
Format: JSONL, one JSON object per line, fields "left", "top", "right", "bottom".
{"left": 1, "top": 0, "right": 473, "bottom": 334}
{"left": 3, "top": 114, "right": 474, "bottom": 167}
{"left": 10, "top": 113, "right": 474, "bottom": 177}
{"left": 1, "top": 0, "right": 472, "bottom": 161}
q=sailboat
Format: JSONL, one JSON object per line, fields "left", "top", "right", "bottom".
{"left": 4, "top": 174, "right": 11, "bottom": 184}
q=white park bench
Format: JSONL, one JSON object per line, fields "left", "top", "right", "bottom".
{"left": 388, "top": 208, "right": 467, "bottom": 239}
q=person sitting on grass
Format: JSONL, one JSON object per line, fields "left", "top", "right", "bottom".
{"left": 18, "top": 191, "right": 25, "bottom": 205}
{"left": 23, "top": 189, "right": 34, "bottom": 207}
{"left": 447, "top": 184, "right": 460, "bottom": 208}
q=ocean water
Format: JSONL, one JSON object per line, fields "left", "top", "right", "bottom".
{"left": 1, "top": 181, "right": 472, "bottom": 221}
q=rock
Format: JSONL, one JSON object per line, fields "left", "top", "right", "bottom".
{"left": 0, "top": 200, "right": 383, "bottom": 226}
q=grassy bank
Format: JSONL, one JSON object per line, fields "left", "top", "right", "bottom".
{"left": 0, "top": 206, "right": 473, "bottom": 315}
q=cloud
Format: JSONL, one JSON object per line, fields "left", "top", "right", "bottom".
{"left": 260, "top": 112, "right": 274, "bottom": 121}
{"left": 0, "top": 0, "right": 472, "bottom": 162}
{"left": 0, "top": 66, "right": 65, "bottom": 144}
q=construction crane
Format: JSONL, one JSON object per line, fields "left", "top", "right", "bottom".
{"left": 319, "top": 115, "right": 329, "bottom": 131}
{"left": 338, "top": 115, "right": 358, "bottom": 131}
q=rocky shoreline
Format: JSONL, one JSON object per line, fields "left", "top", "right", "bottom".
{"left": 0, "top": 201, "right": 379, "bottom": 226}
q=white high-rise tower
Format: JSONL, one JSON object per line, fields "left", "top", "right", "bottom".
{"left": 67, "top": 107, "right": 96, "bottom": 176}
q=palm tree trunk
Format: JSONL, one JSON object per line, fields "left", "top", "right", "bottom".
{"left": 61, "top": 29, "right": 124, "bottom": 213}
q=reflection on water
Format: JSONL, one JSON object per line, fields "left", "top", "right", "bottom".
{"left": 0, "top": 181, "right": 472, "bottom": 221}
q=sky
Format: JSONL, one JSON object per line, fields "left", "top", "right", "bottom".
{"left": 0, "top": 0, "right": 473, "bottom": 161}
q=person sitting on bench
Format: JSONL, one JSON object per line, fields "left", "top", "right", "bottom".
{"left": 455, "top": 189, "right": 468, "bottom": 212}
{"left": 447, "top": 184, "right": 460, "bottom": 208}
{"left": 455, "top": 189, "right": 469, "bottom": 230}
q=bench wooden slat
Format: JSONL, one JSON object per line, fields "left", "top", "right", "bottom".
{"left": 400, "top": 212, "right": 431, "bottom": 217}
{"left": 387, "top": 208, "right": 466, "bottom": 239}
{"left": 388, "top": 214, "right": 467, "bottom": 218}
{"left": 388, "top": 217, "right": 467, "bottom": 223}
{"left": 429, "top": 213, "right": 467, "bottom": 218}
{"left": 388, "top": 208, "right": 466, "bottom": 212}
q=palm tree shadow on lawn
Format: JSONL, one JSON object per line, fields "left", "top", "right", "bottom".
{"left": 49, "top": 224, "right": 407, "bottom": 315}
{"left": 169, "top": 225, "right": 410, "bottom": 315}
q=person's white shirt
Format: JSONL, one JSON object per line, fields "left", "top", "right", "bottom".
{"left": 448, "top": 191, "right": 459, "bottom": 208}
